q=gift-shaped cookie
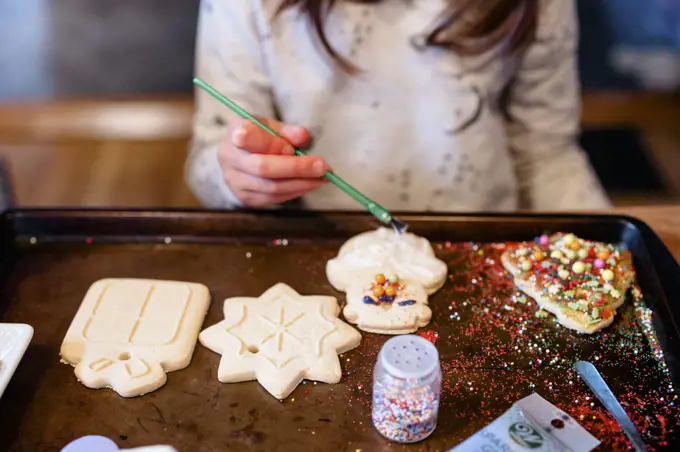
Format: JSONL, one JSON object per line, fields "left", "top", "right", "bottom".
{"left": 60, "top": 278, "right": 210, "bottom": 397}
{"left": 326, "top": 228, "right": 448, "bottom": 295}
{"left": 344, "top": 273, "right": 432, "bottom": 335}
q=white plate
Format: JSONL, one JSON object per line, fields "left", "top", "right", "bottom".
{"left": 0, "top": 323, "right": 33, "bottom": 398}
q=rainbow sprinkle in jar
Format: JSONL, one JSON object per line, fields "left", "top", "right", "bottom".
{"left": 372, "top": 335, "right": 442, "bottom": 443}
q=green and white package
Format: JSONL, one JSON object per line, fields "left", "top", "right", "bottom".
{"left": 449, "top": 393, "right": 600, "bottom": 452}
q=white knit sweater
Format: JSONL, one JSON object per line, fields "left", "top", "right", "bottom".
{"left": 187, "top": 0, "right": 610, "bottom": 212}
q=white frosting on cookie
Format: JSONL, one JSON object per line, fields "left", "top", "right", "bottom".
{"left": 344, "top": 276, "right": 431, "bottom": 335}
{"left": 326, "top": 228, "right": 448, "bottom": 295}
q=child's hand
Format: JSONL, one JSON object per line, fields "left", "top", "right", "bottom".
{"left": 218, "top": 117, "right": 329, "bottom": 207}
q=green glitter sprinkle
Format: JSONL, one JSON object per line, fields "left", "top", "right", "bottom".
{"left": 568, "top": 302, "right": 580, "bottom": 310}
{"left": 592, "top": 307, "right": 600, "bottom": 318}
{"left": 564, "top": 290, "right": 575, "bottom": 298}
{"left": 535, "top": 310, "right": 549, "bottom": 318}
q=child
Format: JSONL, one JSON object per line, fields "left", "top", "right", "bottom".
{"left": 187, "top": 0, "right": 610, "bottom": 212}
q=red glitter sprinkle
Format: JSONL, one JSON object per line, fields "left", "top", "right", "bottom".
{"left": 336, "top": 239, "right": 678, "bottom": 449}
{"left": 417, "top": 329, "right": 439, "bottom": 345}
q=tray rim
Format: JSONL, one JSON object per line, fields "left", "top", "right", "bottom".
{"left": 1, "top": 208, "right": 677, "bottom": 256}
{"left": 0, "top": 207, "right": 669, "bottom": 223}
{"left": 0, "top": 207, "right": 673, "bottom": 234}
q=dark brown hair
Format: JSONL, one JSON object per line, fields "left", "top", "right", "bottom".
{"left": 277, "top": 0, "right": 540, "bottom": 72}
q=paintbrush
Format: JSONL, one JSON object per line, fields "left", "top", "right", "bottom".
{"left": 193, "top": 77, "right": 408, "bottom": 234}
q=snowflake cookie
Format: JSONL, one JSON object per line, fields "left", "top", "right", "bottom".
{"left": 199, "top": 283, "right": 362, "bottom": 400}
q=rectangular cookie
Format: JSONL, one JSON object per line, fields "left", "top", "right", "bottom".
{"left": 60, "top": 278, "right": 210, "bottom": 397}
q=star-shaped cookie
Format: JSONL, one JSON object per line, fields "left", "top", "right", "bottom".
{"left": 199, "top": 283, "right": 362, "bottom": 399}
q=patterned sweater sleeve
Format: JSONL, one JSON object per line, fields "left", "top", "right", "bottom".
{"left": 186, "top": 0, "right": 275, "bottom": 208}
{"left": 505, "top": 0, "right": 611, "bottom": 210}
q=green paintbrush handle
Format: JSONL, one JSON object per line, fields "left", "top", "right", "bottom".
{"left": 320, "top": 170, "right": 392, "bottom": 223}
{"left": 193, "top": 77, "right": 393, "bottom": 224}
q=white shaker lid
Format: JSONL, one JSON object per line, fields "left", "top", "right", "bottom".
{"left": 379, "top": 334, "right": 439, "bottom": 380}
{"left": 61, "top": 436, "right": 118, "bottom": 452}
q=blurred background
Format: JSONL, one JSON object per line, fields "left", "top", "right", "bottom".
{"left": 0, "top": 0, "right": 679, "bottom": 208}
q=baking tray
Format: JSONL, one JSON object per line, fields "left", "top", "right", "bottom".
{"left": 0, "top": 209, "right": 678, "bottom": 451}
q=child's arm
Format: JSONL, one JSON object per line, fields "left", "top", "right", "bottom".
{"left": 187, "top": 0, "right": 328, "bottom": 208}
{"left": 186, "top": 0, "right": 276, "bottom": 208}
{"left": 505, "top": 0, "right": 611, "bottom": 210}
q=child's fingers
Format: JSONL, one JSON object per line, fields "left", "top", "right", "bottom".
{"left": 278, "top": 124, "right": 311, "bottom": 148}
{"left": 222, "top": 167, "right": 323, "bottom": 207}
{"left": 234, "top": 149, "right": 329, "bottom": 179}
{"left": 239, "top": 174, "right": 327, "bottom": 196}
{"left": 219, "top": 117, "right": 324, "bottom": 207}
{"left": 231, "top": 120, "right": 291, "bottom": 155}
{"left": 230, "top": 118, "right": 309, "bottom": 155}
{"left": 237, "top": 188, "right": 316, "bottom": 208}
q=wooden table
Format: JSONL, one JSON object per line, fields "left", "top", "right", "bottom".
{"left": 614, "top": 205, "right": 680, "bottom": 262}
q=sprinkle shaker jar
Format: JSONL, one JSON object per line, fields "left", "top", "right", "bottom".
{"left": 372, "top": 335, "right": 442, "bottom": 443}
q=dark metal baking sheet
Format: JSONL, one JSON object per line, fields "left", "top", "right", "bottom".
{"left": 0, "top": 210, "right": 678, "bottom": 451}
